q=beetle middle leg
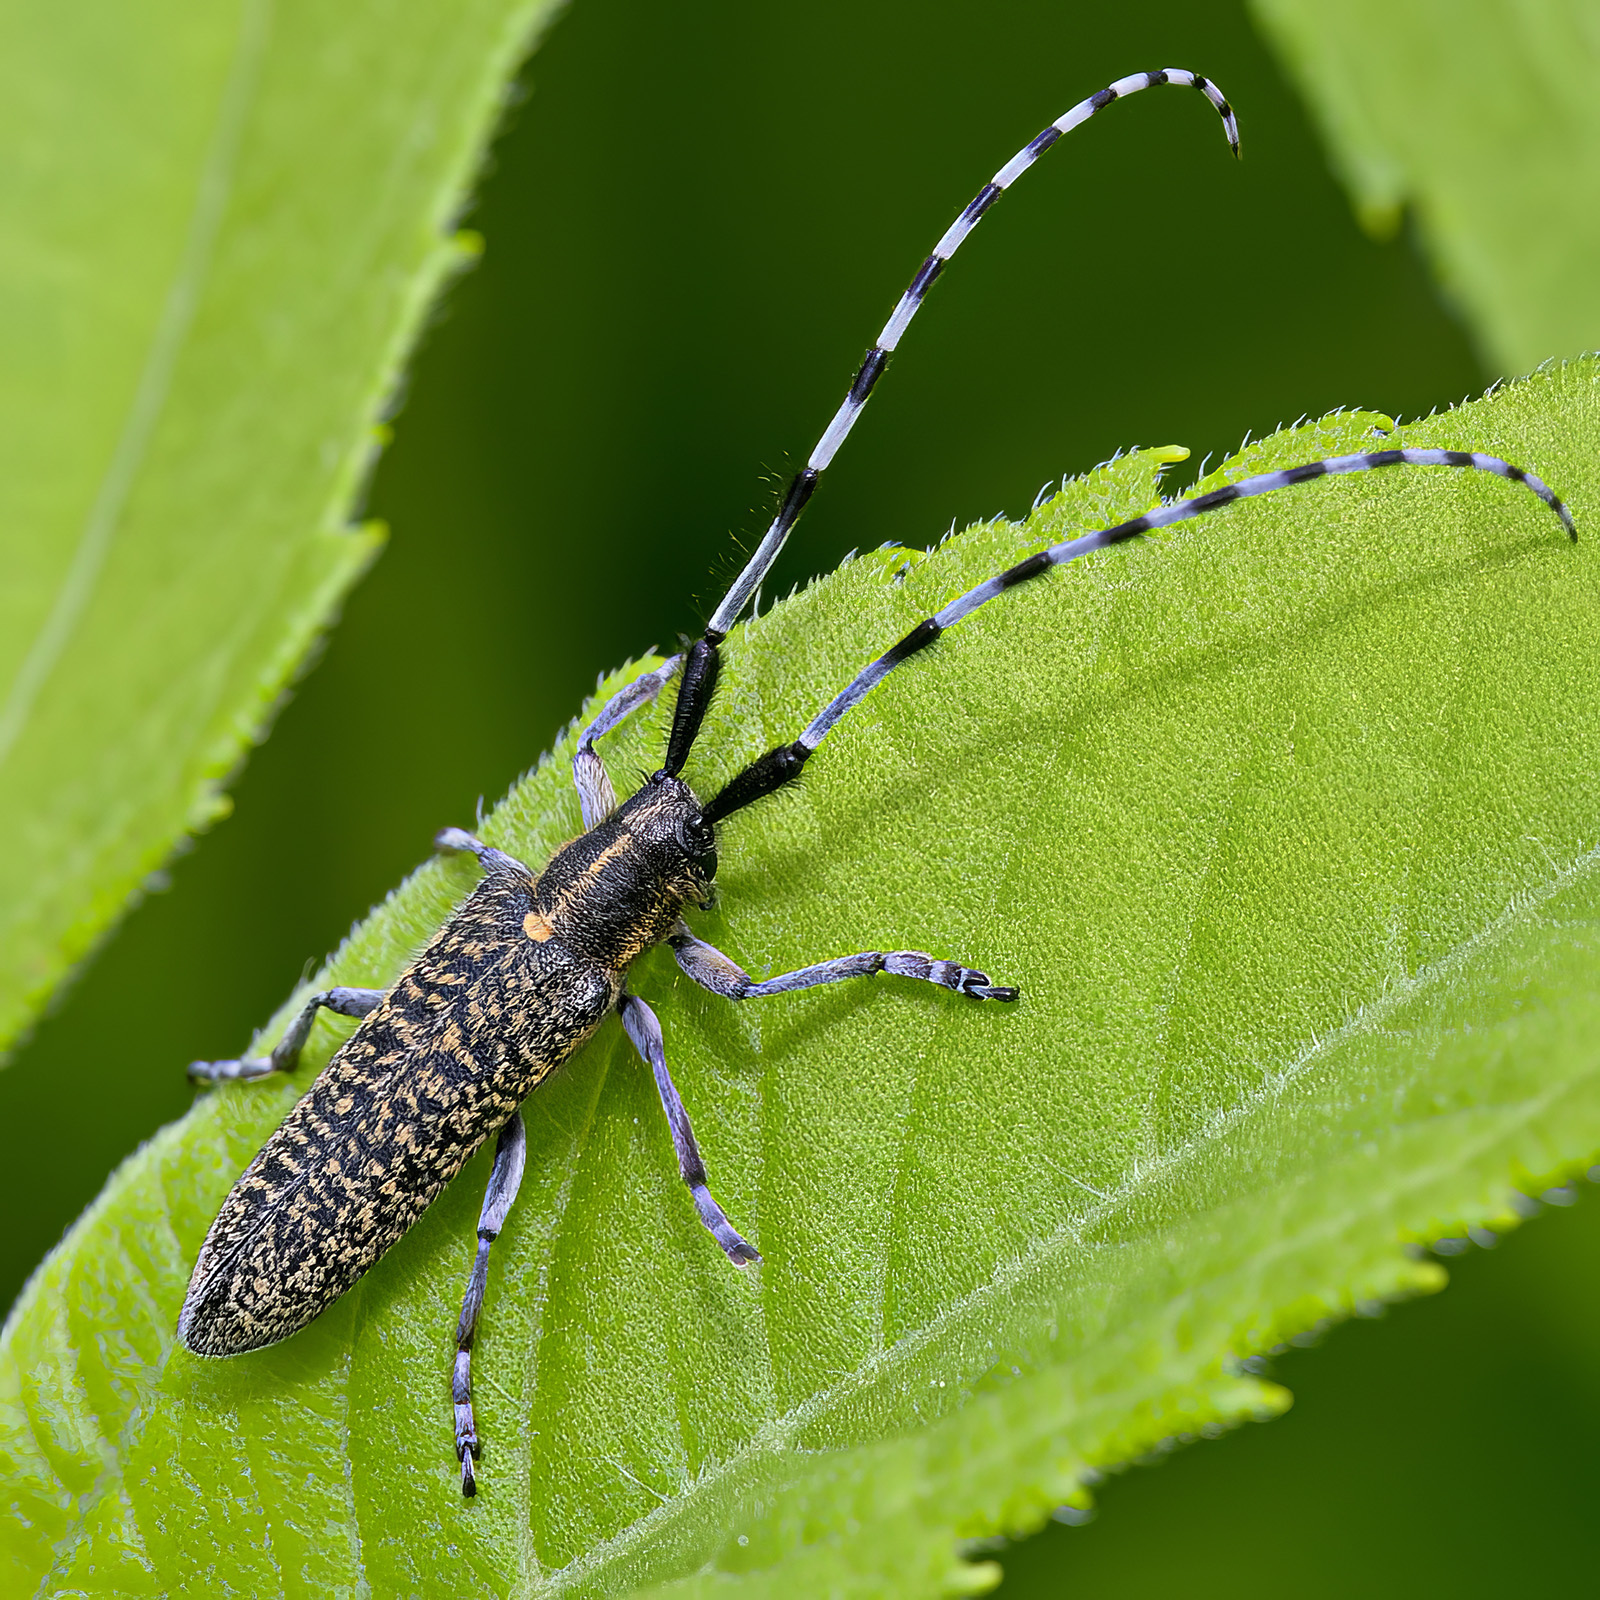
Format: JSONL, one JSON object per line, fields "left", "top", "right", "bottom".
{"left": 670, "top": 925, "right": 1020, "bottom": 1004}
{"left": 453, "top": 1108, "right": 527, "bottom": 1497}
{"left": 188, "top": 986, "right": 386, "bottom": 1084}
{"left": 618, "top": 991, "right": 760, "bottom": 1266}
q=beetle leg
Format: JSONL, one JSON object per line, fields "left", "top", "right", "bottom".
{"left": 573, "top": 655, "right": 684, "bottom": 828}
{"left": 453, "top": 1109, "right": 527, "bottom": 1498}
{"left": 617, "top": 991, "right": 760, "bottom": 1267}
{"left": 188, "top": 986, "right": 386, "bottom": 1085}
{"left": 669, "top": 924, "right": 1020, "bottom": 1003}
{"left": 433, "top": 827, "right": 540, "bottom": 881}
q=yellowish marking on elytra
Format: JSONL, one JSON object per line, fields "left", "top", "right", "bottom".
{"left": 523, "top": 910, "right": 555, "bottom": 942}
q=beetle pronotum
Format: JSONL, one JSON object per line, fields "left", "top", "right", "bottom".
{"left": 177, "top": 68, "right": 1574, "bottom": 1496}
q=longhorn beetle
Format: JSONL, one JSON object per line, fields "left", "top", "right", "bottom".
{"left": 178, "top": 68, "right": 1576, "bottom": 1497}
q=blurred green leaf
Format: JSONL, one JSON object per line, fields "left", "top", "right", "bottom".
{"left": 1250, "top": 0, "right": 1600, "bottom": 377}
{"left": 0, "top": 0, "right": 561, "bottom": 1058}
{"left": 3, "top": 366, "right": 1598, "bottom": 1595}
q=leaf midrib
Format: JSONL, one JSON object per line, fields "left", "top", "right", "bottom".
{"left": 536, "top": 828, "right": 1599, "bottom": 1596}
{"left": 0, "top": 0, "right": 269, "bottom": 771}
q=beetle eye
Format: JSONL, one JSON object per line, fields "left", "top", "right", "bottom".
{"left": 679, "top": 813, "right": 714, "bottom": 854}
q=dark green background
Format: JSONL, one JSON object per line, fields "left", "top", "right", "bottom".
{"left": 7, "top": 0, "right": 1597, "bottom": 1591}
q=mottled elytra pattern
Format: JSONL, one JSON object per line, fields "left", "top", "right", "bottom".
{"left": 181, "top": 61, "right": 1577, "bottom": 1499}
{"left": 180, "top": 780, "right": 718, "bottom": 1358}
{"left": 179, "top": 853, "right": 617, "bottom": 1354}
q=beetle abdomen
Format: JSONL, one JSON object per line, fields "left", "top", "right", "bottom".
{"left": 178, "top": 875, "right": 618, "bottom": 1356}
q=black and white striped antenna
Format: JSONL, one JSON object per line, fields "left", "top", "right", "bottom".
{"left": 710, "top": 69, "right": 1238, "bottom": 643}
{"left": 659, "top": 69, "right": 1240, "bottom": 778}
{"left": 659, "top": 69, "right": 1574, "bottom": 809}
{"left": 700, "top": 443, "right": 1574, "bottom": 824}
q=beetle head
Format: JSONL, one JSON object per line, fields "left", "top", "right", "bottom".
{"left": 624, "top": 773, "right": 718, "bottom": 910}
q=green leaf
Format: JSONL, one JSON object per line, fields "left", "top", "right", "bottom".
{"left": 4, "top": 362, "right": 1598, "bottom": 1596}
{"left": 1249, "top": 0, "right": 1600, "bottom": 377}
{"left": 0, "top": 0, "right": 561, "bottom": 1059}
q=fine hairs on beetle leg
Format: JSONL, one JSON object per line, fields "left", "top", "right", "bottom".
{"left": 177, "top": 63, "right": 1575, "bottom": 1502}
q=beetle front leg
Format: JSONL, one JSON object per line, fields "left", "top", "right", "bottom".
{"left": 618, "top": 991, "right": 760, "bottom": 1266}
{"left": 453, "top": 1109, "right": 527, "bottom": 1497}
{"left": 670, "top": 926, "right": 1020, "bottom": 1003}
{"left": 188, "top": 986, "right": 386, "bottom": 1085}
{"left": 572, "top": 655, "right": 684, "bottom": 828}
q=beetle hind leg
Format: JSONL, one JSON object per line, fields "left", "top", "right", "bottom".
{"left": 453, "top": 1110, "right": 527, "bottom": 1497}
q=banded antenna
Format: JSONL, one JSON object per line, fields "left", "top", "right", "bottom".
{"left": 659, "top": 68, "right": 1241, "bottom": 779}
{"left": 701, "top": 445, "right": 1575, "bottom": 825}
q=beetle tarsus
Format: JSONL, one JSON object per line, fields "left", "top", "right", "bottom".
{"left": 692, "top": 1183, "right": 762, "bottom": 1269}
{"left": 187, "top": 1055, "right": 273, "bottom": 1085}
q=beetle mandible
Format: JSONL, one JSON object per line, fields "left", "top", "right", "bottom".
{"left": 177, "top": 68, "right": 1575, "bottom": 1497}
